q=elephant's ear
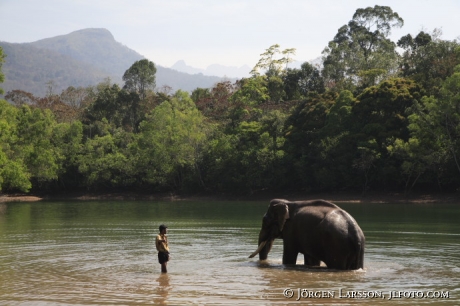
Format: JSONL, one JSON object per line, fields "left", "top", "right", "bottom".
{"left": 272, "top": 203, "right": 289, "bottom": 232}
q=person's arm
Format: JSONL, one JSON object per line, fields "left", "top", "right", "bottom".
{"left": 156, "top": 235, "right": 168, "bottom": 252}
{"left": 155, "top": 235, "right": 163, "bottom": 251}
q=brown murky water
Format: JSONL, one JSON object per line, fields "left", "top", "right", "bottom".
{"left": 0, "top": 200, "right": 459, "bottom": 305}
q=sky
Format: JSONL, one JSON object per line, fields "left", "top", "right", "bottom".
{"left": 1, "top": 0, "right": 459, "bottom": 70}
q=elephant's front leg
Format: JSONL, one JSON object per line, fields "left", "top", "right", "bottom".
{"left": 303, "top": 253, "right": 321, "bottom": 266}
{"left": 282, "top": 240, "right": 298, "bottom": 265}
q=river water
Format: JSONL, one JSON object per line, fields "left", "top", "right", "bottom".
{"left": 0, "top": 200, "right": 459, "bottom": 305}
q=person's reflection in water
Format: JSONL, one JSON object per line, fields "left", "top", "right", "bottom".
{"left": 155, "top": 273, "right": 171, "bottom": 305}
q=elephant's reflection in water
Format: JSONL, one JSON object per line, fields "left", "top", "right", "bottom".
{"left": 255, "top": 259, "right": 365, "bottom": 303}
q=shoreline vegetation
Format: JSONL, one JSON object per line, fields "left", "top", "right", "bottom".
{"left": 2, "top": 7, "right": 460, "bottom": 200}
{"left": 1, "top": 191, "right": 459, "bottom": 204}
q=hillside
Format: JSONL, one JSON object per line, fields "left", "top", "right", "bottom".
{"left": 0, "top": 41, "right": 114, "bottom": 97}
{"left": 0, "top": 28, "right": 227, "bottom": 97}
{"left": 30, "top": 28, "right": 141, "bottom": 77}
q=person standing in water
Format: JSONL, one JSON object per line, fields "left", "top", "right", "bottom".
{"left": 156, "top": 224, "right": 170, "bottom": 273}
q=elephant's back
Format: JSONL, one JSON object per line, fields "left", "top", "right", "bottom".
{"left": 291, "top": 199, "right": 340, "bottom": 209}
{"left": 294, "top": 202, "right": 340, "bottom": 221}
{"left": 323, "top": 209, "right": 364, "bottom": 239}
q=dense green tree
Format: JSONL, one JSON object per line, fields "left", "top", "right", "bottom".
{"left": 194, "top": 81, "right": 235, "bottom": 122}
{"left": 0, "top": 102, "right": 62, "bottom": 191}
{"left": 2, "top": 94, "right": 82, "bottom": 191}
{"left": 0, "top": 100, "right": 31, "bottom": 192}
{"left": 191, "top": 87, "right": 211, "bottom": 104}
{"left": 136, "top": 90, "right": 209, "bottom": 190}
{"left": 247, "top": 44, "right": 298, "bottom": 103}
{"left": 350, "top": 78, "right": 424, "bottom": 191}
{"left": 232, "top": 77, "right": 268, "bottom": 106}
{"left": 397, "top": 31, "right": 432, "bottom": 51}
{"left": 0, "top": 47, "right": 5, "bottom": 95}
{"left": 83, "top": 84, "right": 120, "bottom": 133}
{"left": 352, "top": 78, "right": 422, "bottom": 145}
{"left": 51, "top": 121, "right": 84, "bottom": 189}
{"left": 283, "top": 68, "right": 303, "bottom": 101}
{"left": 317, "top": 90, "right": 357, "bottom": 190}
{"left": 283, "top": 62, "right": 325, "bottom": 100}
{"left": 250, "top": 44, "right": 296, "bottom": 77}
{"left": 398, "top": 31, "right": 460, "bottom": 95}
{"left": 83, "top": 84, "right": 141, "bottom": 133}
{"left": 229, "top": 77, "right": 268, "bottom": 127}
{"left": 266, "top": 75, "right": 286, "bottom": 103}
{"left": 322, "top": 5, "right": 403, "bottom": 90}
{"left": 77, "top": 126, "right": 135, "bottom": 189}
{"left": 122, "top": 59, "right": 156, "bottom": 100}
{"left": 15, "top": 106, "right": 62, "bottom": 187}
{"left": 402, "top": 67, "right": 460, "bottom": 190}
{"left": 259, "top": 110, "right": 288, "bottom": 184}
{"left": 283, "top": 92, "right": 338, "bottom": 190}
{"left": 201, "top": 110, "right": 287, "bottom": 193}
{"left": 234, "top": 120, "right": 285, "bottom": 191}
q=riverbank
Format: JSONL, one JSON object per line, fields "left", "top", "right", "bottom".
{"left": 1, "top": 190, "right": 459, "bottom": 204}
{"left": 0, "top": 195, "right": 42, "bottom": 203}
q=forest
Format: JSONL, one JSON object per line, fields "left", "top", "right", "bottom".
{"left": 1, "top": 5, "right": 460, "bottom": 196}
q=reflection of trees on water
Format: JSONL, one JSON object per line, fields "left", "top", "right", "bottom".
{"left": 0, "top": 203, "right": 7, "bottom": 214}
{"left": 0, "top": 203, "right": 7, "bottom": 225}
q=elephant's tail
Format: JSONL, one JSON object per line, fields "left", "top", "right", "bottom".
{"left": 353, "top": 239, "right": 365, "bottom": 270}
{"left": 348, "top": 225, "right": 365, "bottom": 270}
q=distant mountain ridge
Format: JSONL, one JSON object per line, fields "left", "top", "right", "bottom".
{"left": 0, "top": 28, "right": 229, "bottom": 97}
{"left": 170, "top": 58, "right": 323, "bottom": 79}
{"left": 30, "top": 28, "right": 140, "bottom": 77}
{"left": 171, "top": 60, "right": 251, "bottom": 79}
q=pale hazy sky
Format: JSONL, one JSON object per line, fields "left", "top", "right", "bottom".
{"left": 1, "top": 0, "right": 459, "bottom": 69}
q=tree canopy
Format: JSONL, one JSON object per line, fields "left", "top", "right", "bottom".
{"left": 2, "top": 5, "right": 460, "bottom": 196}
{"left": 0, "top": 47, "right": 5, "bottom": 94}
{"left": 322, "top": 5, "right": 403, "bottom": 91}
{"left": 122, "top": 59, "right": 156, "bottom": 100}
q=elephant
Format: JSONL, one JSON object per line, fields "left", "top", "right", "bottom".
{"left": 249, "top": 199, "right": 365, "bottom": 270}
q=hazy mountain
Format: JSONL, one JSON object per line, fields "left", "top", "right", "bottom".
{"left": 0, "top": 28, "right": 228, "bottom": 97}
{"left": 30, "top": 28, "right": 141, "bottom": 78}
{"left": 171, "top": 60, "right": 204, "bottom": 75}
{"left": 170, "top": 58, "right": 323, "bottom": 79}
{"left": 171, "top": 60, "right": 251, "bottom": 79}
{"left": 206, "top": 63, "right": 251, "bottom": 78}
{"left": 0, "top": 41, "right": 114, "bottom": 97}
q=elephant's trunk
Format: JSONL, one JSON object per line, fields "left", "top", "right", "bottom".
{"left": 248, "top": 240, "right": 267, "bottom": 258}
{"left": 258, "top": 239, "right": 273, "bottom": 260}
{"left": 251, "top": 209, "right": 285, "bottom": 260}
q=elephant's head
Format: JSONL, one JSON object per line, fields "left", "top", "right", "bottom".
{"left": 249, "top": 199, "right": 289, "bottom": 260}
